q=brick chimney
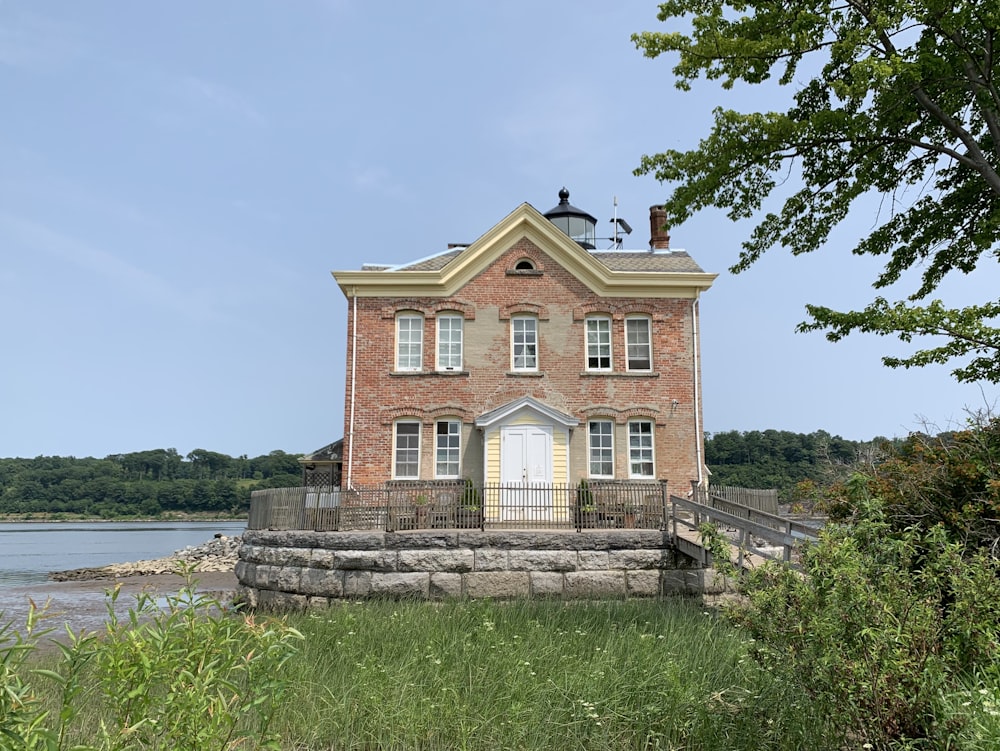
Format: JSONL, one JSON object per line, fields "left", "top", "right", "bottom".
{"left": 649, "top": 205, "right": 670, "bottom": 250}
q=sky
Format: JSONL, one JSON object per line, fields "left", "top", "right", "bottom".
{"left": 1, "top": 1, "right": 996, "bottom": 461}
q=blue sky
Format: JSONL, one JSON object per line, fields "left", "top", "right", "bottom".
{"left": 1, "top": 1, "right": 996, "bottom": 460}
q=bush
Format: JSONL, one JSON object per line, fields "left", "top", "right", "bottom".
{"left": 722, "top": 486, "right": 1000, "bottom": 748}
{"left": 0, "top": 567, "right": 302, "bottom": 750}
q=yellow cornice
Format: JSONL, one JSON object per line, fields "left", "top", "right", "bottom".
{"left": 332, "top": 203, "right": 717, "bottom": 299}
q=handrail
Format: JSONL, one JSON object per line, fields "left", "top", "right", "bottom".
{"left": 671, "top": 492, "right": 819, "bottom": 568}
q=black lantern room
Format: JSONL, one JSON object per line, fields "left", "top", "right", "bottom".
{"left": 543, "top": 187, "right": 597, "bottom": 250}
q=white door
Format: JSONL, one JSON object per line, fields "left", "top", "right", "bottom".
{"left": 500, "top": 425, "right": 552, "bottom": 521}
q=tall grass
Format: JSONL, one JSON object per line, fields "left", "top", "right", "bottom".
{"left": 272, "top": 598, "right": 829, "bottom": 750}
{"left": 8, "top": 590, "right": 835, "bottom": 750}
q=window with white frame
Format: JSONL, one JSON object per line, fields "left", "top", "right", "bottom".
{"left": 393, "top": 421, "right": 420, "bottom": 478}
{"left": 435, "top": 420, "right": 461, "bottom": 478}
{"left": 588, "top": 420, "right": 614, "bottom": 478}
{"left": 511, "top": 316, "right": 538, "bottom": 371}
{"left": 628, "top": 420, "right": 654, "bottom": 478}
{"left": 436, "top": 314, "right": 463, "bottom": 371}
{"left": 396, "top": 314, "right": 424, "bottom": 371}
{"left": 585, "top": 316, "right": 612, "bottom": 371}
{"left": 625, "top": 316, "right": 652, "bottom": 371}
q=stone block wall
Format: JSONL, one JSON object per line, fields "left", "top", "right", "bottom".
{"left": 236, "top": 529, "right": 726, "bottom": 611}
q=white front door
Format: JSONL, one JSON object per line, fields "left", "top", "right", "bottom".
{"left": 500, "top": 425, "right": 552, "bottom": 521}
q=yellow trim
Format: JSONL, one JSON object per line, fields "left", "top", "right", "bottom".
{"left": 333, "top": 203, "right": 717, "bottom": 299}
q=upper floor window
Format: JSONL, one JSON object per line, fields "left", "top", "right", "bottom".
{"left": 511, "top": 316, "right": 538, "bottom": 371}
{"left": 393, "top": 420, "right": 420, "bottom": 479}
{"left": 396, "top": 313, "right": 423, "bottom": 372}
{"left": 588, "top": 420, "right": 614, "bottom": 478}
{"left": 585, "top": 316, "right": 612, "bottom": 371}
{"left": 436, "top": 314, "right": 463, "bottom": 371}
{"left": 435, "top": 420, "right": 461, "bottom": 478}
{"left": 628, "top": 420, "right": 654, "bottom": 478}
{"left": 625, "top": 316, "right": 652, "bottom": 371}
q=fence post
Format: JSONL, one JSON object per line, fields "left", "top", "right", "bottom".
{"left": 690, "top": 480, "right": 702, "bottom": 527}
{"left": 659, "top": 479, "right": 668, "bottom": 532}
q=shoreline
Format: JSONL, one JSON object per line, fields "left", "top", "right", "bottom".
{"left": 48, "top": 533, "right": 242, "bottom": 582}
{"left": 1, "top": 535, "right": 243, "bottom": 635}
{"left": 0, "top": 571, "right": 240, "bottom": 636}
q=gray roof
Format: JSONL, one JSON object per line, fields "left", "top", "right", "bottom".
{"left": 299, "top": 439, "right": 343, "bottom": 463}
{"left": 386, "top": 248, "right": 704, "bottom": 274}
{"left": 590, "top": 251, "right": 704, "bottom": 273}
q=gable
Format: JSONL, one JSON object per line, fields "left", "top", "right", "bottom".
{"left": 333, "top": 203, "right": 717, "bottom": 300}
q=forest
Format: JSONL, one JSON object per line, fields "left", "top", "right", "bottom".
{"left": 0, "top": 449, "right": 303, "bottom": 518}
{"left": 0, "top": 430, "right": 892, "bottom": 518}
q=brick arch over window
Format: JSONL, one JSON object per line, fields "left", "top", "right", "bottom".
{"left": 379, "top": 406, "right": 429, "bottom": 425}
{"left": 380, "top": 300, "right": 435, "bottom": 318}
{"left": 499, "top": 302, "right": 549, "bottom": 320}
{"left": 426, "top": 405, "right": 474, "bottom": 422}
{"left": 572, "top": 302, "right": 665, "bottom": 322}
{"left": 620, "top": 406, "right": 665, "bottom": 426}
{"left": 431, "top": 301, "right": 476, "bottom": 319}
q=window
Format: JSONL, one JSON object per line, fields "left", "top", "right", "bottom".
{"left": 625, "top": 317, "right": 652, "bottom": 371}
{"left": 628, "top": 420, "right": 654, "bottom": 478}
{"left": 396, "top": 314, "right": 423, "bottom": 371}
{"left": 588, "top": 420, "right": 614, "bottom": 478}
{"left": 585, "top": 317, "right": 612, "bottom": 370}
{"left": 514, "top": 259, "right": 535, "bottom": 270}
{"left": 393, "top": 421, "right": 420, "bottom": 479}
{"left": 436, "top": 315, "right": 463, "bottom": 371}
{"left": 511, "top": 316, "right": 538, "bottom": 371}
{"left": 435, "top": 420, "right": 461, "bottom": 478}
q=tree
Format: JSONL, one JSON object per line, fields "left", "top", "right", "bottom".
{"left": 633, "top": 0, "right": 1000, "bottom": 382}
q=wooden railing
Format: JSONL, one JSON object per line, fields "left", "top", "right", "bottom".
{"left": 670, "top": 484, "right": 819, "bottom": 568}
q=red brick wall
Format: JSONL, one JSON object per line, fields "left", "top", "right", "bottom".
{"left": 341, "top": 238, "right": 705, "bottom": 492}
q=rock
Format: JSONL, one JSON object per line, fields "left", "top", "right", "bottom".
{"left": 49, "top": 535, "right": 242, "bottom": 582}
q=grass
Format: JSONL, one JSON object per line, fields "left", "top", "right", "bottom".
{"left": 9, "top": 591, "right": 835, "bottom": 750}
{"left": 269, "top": 598, "right": 829, "bottom": 750}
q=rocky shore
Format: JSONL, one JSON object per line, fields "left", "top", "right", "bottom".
{"left": 49, "top": 534, "right": 241, "bottom": 582}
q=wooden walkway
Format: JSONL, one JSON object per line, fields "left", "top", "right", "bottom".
{"left": 670, "top": 492, "right": 820, "bottom": 570}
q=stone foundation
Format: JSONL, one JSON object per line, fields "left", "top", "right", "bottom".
{"left": 236, "top": 529, "right": 726, "bottom": 609}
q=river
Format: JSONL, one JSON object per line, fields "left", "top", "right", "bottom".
{"left": 0, "top": 520, "right": 247, "bottom": 588}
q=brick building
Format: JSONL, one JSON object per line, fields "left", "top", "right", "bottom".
{"left": 329, "top": 190, "right": 716, "bottom": 498}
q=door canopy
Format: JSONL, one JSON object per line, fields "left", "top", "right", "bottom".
{"left": 474, "top": 396, "right": 579, "bottom": 431}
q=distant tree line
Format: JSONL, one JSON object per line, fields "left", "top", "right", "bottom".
{"left": 703, "top": 429, "right": 898, "bottom": 504}
{"left": 0, "top": 431, "right": 921, "bottom": 517}
{"left": 0, "top": 449, "right": 303, "bottom": 518}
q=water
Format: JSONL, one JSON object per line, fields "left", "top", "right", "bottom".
{"left": 0, "top": 520, "right": 247, "bottom": 588}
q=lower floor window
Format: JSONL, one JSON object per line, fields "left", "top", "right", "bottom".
{"left": 628, "top": 420, "right": 654, "bottom": 478}
{"left": 394, "top": 421, "right": 420, "bottom": 478}
{"left": 435, "top": 420, "right": 461, "bottom": 478}
{"left": 588, "top": 420, "right": 614, "bottom": 477}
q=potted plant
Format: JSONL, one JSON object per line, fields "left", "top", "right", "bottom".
{"left": 414, "top": 493, "right": 432, "bottom": 527}
{"left": 458, "top": 478, "right": 482, "bottom": 529}
{"left": 576, "top": 479, "right": 597, "bottom": 528}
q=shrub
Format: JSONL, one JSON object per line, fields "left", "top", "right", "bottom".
{"left": 0, "top": 567, "right": 302, "bottom": 751}
{"left": 721, "top": 488, "right": 1000, "bottom": 748}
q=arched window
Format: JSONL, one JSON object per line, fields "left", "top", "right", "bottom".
{"left": 514, "top": 259, "right": 535, "bottom": 270}
{"left": 436, "top": 313, "right": 463, "bottom": 371}
{"left": 435, "top": 420, "right": 461, "bottom": 478}
{"left": 393, "top": 420, "right": 421, "bottom": 479}
{"left": 396, "top": 312, "right": 423, "bottom": 372}
{"left": 588, "top": 420, "right": 614, "bottom": 478}
{"left": 625, "top": 315, "right": 652, "bottom": 371}
{"left": 511, "top": 315, "right": 538, "bottom": 371}
{"left": 585, "top": 315, "right": 612, "bottom": 371}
